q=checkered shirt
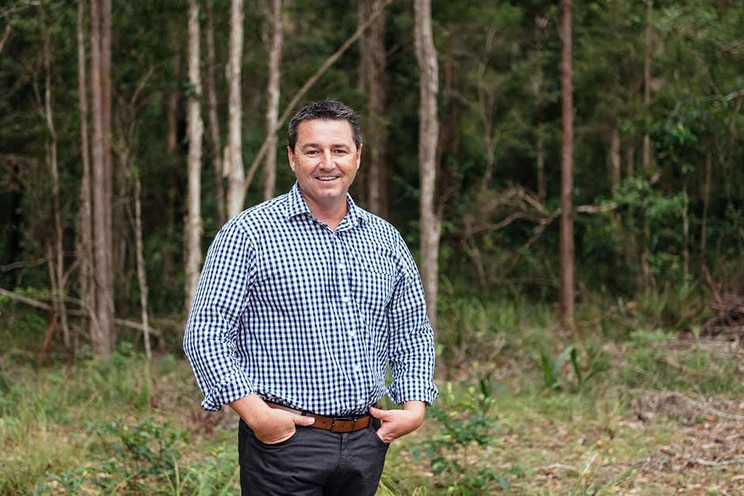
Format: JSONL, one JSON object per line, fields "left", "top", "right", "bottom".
{"left": 183, "top": 183, "right": 438, "bottom": 416}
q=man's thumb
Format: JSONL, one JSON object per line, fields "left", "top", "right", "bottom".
{"left": 369, "top": 406, "right": 385, "bottom": 419}
{"left": 294, "top": 415, "right": 315, "bottom": 426}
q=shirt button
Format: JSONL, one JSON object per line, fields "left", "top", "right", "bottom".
{"left": 353, "top": 364, "right": 362, "bottom": 373}
{"left": 341, "top": 296, "right": 351, "bottom": 303}
{"left": 348, "top": 330, "right": 357, "bottom": 337}
{"left": 338, "top": 263, "right": 345, "bottom": 269}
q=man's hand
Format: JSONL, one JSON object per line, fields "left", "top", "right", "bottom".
{"left": 368, "top": 401, "right": 426, "bottom": 443}
{"left": 229, "top": 395, "right": 315, "bottom": 444}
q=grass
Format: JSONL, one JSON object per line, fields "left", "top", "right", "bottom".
{"left": 1, "top": 293, "right": 743, "bottom": 494}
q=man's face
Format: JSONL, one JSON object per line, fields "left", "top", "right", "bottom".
{"left": 288, "top": 119, "right": 361, "bottom": 213}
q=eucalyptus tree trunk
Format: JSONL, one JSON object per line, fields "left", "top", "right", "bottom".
{"left": 39, "top": 2, "right": 70, "bottom": 348}
{"left": 609, "top": 126, "right": 621, "bottom": 189}
{"left": 559, "top": 0, "right": 575, "bottom": 332}
{"left": 134, "top": 175, "right": 152, "bottom": 359}
{"left": 89, "top": 0, "right": 115, "bottom": 358}
{"left": 205, "top": 0, "right": 226, "bottom": 225}
{"left": 642, "top": 0, "right": 653, "bottom": 170}
{"left": 533, "top": 15, "right": 548, "bottom": 205}
{"left": 166, "top": 54, "right": 180, "bottom": 153}
{"left": 185, "top": 0, "right": 204, "bottom": 314}
{"left": 77, "top": 0, "right": 94, "bottom": 352}
{"left": 413, "top": 0, "right": 440, "bottom": 330}
{"left": 226, "top": 0, "right": 245, "bottom": 218}
{"left": 262, "top": 0, "right": 283, "bottom": 201}
{"left": 359, "top": 0, "right": 388, "bottom": 217}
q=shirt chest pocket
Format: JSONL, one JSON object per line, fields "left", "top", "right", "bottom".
{"left": 350, "top": 261, "right": 396, "bottom": 312}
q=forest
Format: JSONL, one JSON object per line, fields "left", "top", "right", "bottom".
{"left": 1, "top": 0, "right": 744, "bottom": 494}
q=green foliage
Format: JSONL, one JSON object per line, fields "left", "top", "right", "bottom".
{"left": 539, "top": 344, "right": 608, "bottom": 392}
{"left": 408, "top": 375, "right": 519, "bottom": 494}
{"left": 2, "top": 0, "right": 744, "bottom": 331}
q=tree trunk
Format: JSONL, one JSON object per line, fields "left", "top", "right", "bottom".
{"left": 533, "top": 15, "right": 548, "bottom": 206}
{"left": 166, "top": 53, "right": 180, "bottom": 153}
{"left": 77, "top": 0, "right": 94, "bottom": 354}
{"left": 185, "top": 0, "right": 204, "bottom": 314}
{"left": 39, "top": 2, "right": 70, "bottom": 348}
{"left": 559, "top": 0, "right": 575, "bottom": 332}
{"left": 609, "top": 126, "right": 621, "bottom": 190}
{"left": 134, "top": 174, "right": 152, "bottom": 359}
{"left": 89, "top": 0, "right": 115, "bottom": 358}
{"left": 205, "top": 0, "right": 226, "bottom": 225}
{"left": 359, "top": 0, "right": 388, "bottom": 217}
{"left": 642, "top": 0, "right": 653, "bottom": 170}
{"left": 226, "top": 0, "right": 245, "bottom": 218}
{"left": 262, "top": 0, "right": 283, "bottom": 201}
{"left": 413, "top": 0, "right": 440, "bottom": 330}
{"left": 700, "top": 150, "right": 712, "bottom": 257}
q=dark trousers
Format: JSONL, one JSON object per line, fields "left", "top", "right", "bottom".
{"left": 238, "top": 419, "right": 389, "bottom": 496}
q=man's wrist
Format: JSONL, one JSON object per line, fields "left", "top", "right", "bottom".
{"left": 229, "top": 394, "right": 272, "bottom": 428}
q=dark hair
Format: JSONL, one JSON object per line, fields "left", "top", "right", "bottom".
{"left": 287, "top": 100, "right": 363, "bottom": 151}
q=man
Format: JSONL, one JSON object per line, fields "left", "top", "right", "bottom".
{"left": 184, "top": 100, "right": 437, "bottom": 495}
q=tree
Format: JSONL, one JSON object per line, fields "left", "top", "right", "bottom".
{"left": 225, "top": 0, "right": 245, "bottom": 218}
{"left": 413, "top": 0, "right": 440, "bottom": 330}
{"left": 204, "top": 0, "right": 226, "bottom": 225}
{"left": 76, "top": 0, "right": 94, "bottom": 353}
{"left": 559, "top": 0, "right": 575, "bottom": 332}
{"left": 185, "top": 0, "right": 204, "bottom": 314}
{"left": 262, "top": 0, "right": 283, "bottom": 201}
{"left": 89, "top": 0, "right": 115, "bottom": 358}
{"left": 359, "top": 0, "right": 388, "bottom": 217}
{"left": 38, "top": 1, "right": 70, "bottom": 349}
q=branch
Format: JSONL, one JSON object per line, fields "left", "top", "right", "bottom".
{"left": 726, "top": 88, "right": 744, "bottom": 101}
{"left": 0, "top": 24, "right": 11, "bottom": 57}
{"left": 692, "top": 458, "right": 744, "bottom": 467}
{"left": 242, "top": 0, "right": 394, "bottom": 195}
{"left": 0, "top": 288, "right": 161, "bottom": 337}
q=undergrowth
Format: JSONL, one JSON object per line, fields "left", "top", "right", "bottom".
{"left": 1, "top": 290, "right": 742, "bottom": 495}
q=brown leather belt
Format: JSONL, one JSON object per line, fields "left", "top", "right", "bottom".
{"left": 266, "top": 402, "right": 372, "bottom": 433}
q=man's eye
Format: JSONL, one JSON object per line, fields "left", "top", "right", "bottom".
{"left": 304, "top": 150, "right": 319, "bottom": 157}
{"left": 333, "top": 149, "right": 349, "bottom": 156}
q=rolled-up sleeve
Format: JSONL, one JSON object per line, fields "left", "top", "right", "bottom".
{"left": 386, "top": 238, "right": 438, "bottom": 406}
{"left": 183, "top": 222, "right": 256, "bottom": 411}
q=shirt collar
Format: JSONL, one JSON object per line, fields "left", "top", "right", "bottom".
{"left": 284, "top": 182, "right": 367, "bottom": 229}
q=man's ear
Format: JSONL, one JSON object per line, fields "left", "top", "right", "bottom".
{"left": 356, "top": 144, "right": 363, "bottom": 169}
{"left": 287, "top": 146, "right": 296, "bottom": 171}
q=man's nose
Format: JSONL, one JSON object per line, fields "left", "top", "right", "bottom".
{"left": 319, "top": 150, "right": 334, "bottom": 168}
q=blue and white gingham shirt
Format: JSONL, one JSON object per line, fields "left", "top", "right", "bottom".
{"left": 183, "top": 183, "right": 438, "bottom": 416}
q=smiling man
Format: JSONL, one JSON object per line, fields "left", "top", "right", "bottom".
{"left": 184, "top": 100, "right": 438, "bottom": 496}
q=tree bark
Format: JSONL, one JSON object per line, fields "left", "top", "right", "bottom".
{"left": 642, "top": 0, "right": 653, "bottom": 170}
{"left": 262, "top": 0, "right": 283, "bottom": 201}
{"left": 609, "top": 126, "right": 621, "bottom": 190}
{"left": 77, "top": 0, "right": 94, "bottom": 354}
{"left": 413, "top": 0, "right": 440, "bottom": 330}
{"left": 134, "top": 174, "right": 152, "bottom": 359}
{"left": 225, "top": 0, "right": 245, "bottom": 218}
{"left": 559, "top": 0, "right": 575, "bottom": 332}
{"left": 359, "top": 0, "right": 388, "bottom": 217}
{"left": 39, "top": 1, "right": 70, "bottom": 348}
{"left": 205, "top": 0, "right": 226, "bottom": 225}
{"left": 89, "top": 0, "right": 115, "bottom": 358}
{"left": 185, "top": 0, "right": 204, "bottom": 315}
{"left": 166, "top": 53, "right": 180, "bottom": 153}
